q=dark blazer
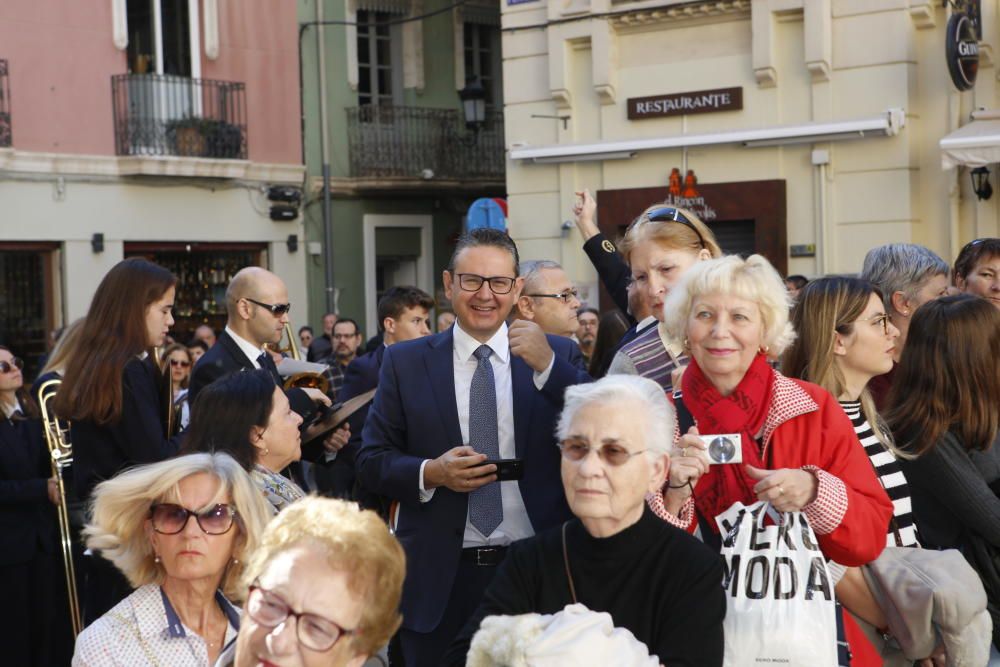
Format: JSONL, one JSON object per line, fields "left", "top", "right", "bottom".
{"left": 189, "top": 330, "right": 314, "bottom": 419}
{"left": 72, "top": 357, "right": 180, "bottom": 500}
{"left": 583, "top": 233, "right": 635, "bottom": 323}
{"left": 356, "top": 328, "right": 591, "bottom": 633}
{"left": 314, "top": 345, "right": 384, "bottom": 498}
{"left": 0, "top": 415, "right": 58, "bottom": 566}
{"left": 306, "top": 334, "right": 333, "bottom": 363}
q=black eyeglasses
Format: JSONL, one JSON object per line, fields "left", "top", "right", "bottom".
{"left": 0, "top": 357, "right": 23, "bottom": 374}
{"left": 455, "top": 273, "right": 516, "bottom": 294}
{"left": 558, "top": 439, "right": 647, "bottom": 466}
{"left": 149, "top": 503, "right": 237, "bottom": 535}
{"left": 247, "top": 581, "right": 356, "bottom": 652}
{"left": 645, "top": 207, "right": 707, "bottom": 249}
{"left": 526, "top": 289, "right": 579, "bottom": 304}
{"left": 244, "top": 298, "right": 292, "bottom": 316}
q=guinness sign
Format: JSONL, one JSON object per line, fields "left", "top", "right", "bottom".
{"left": 946, "top": 12, "right": 979, "bottom": 91}
{"left": 628, "top": 87, "right": 742, "bottom": 120}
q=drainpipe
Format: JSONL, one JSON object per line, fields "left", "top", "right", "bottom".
{"left": 316, "top": 0, "right": 336, "bottom": 314}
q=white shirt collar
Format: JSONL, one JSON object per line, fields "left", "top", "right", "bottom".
{"left": 225, "top": 325, "right": 266, "bottom": 366}
{"left": 452, "top": 321, "right": 510, "bottom": 364}
{"left": 2, "top": 398, "right": 22, "bottom": 419}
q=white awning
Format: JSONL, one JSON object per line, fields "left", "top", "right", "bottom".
{"left": 940, "top": 111, "right": 1000, "bottom": 169}
{"left": 510, "top": 109, "right": 905, "bottom": 164}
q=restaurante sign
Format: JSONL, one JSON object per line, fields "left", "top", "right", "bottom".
{"left": 628, "top": 87, "right": 742, "bottom": 120}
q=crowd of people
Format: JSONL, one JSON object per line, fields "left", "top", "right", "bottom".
{"left": 0, "top": 195, "right": 997, "bottom": 666}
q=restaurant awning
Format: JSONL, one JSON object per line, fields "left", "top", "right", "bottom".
{"left": 510, "top": 109, "right": 905, "bottom": 164}
{"left": 940, "top": 110, "right": 1000, "bottom": 169}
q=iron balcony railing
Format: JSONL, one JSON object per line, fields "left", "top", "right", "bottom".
{"left": 347, "top": 105, "right": 505, "bottom": 181}
{"left": 0, "top": 59, "right": 11, "bottom": 148}
{"left": 112, "top": 73, "right": 247, "bottom": 159}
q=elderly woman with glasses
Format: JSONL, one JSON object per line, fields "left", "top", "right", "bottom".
{"left": 72, "top": 453, "right": 272, "bottom": 666}
{"left": 606, "top": 204, "right": 724, "bottom": 393}
{"left": 214, "top": 496, "right": 406, "bottom": 667}
{"left": 443, "top": 375, "right": 727, "bottom": 666}
{"left": 649, "top": 254, "right": 893, "bottom": 666}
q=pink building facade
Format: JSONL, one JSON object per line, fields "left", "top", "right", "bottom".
{"left": 0, "top": 0, "right": 306, "bottom": 376}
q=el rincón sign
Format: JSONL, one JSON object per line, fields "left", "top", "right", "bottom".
{"left": 628, "top": 87, "right": 742, "bottom": 120}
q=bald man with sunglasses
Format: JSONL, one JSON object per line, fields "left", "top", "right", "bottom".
{"left": 189, "top": 268, "right": 343, "bottom": 462}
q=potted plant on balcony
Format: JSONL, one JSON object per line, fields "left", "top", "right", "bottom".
{"left": 201, "top": 119, "right": 243, "bottom": 159}
{"left": 165, "top": 116, "right": 209, "bottom": 157}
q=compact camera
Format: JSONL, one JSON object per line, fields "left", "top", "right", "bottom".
{"left": 700, "top": 434, "right": 743, "bottom": 465}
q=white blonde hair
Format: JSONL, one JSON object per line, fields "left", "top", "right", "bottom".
{"left": 83, "top": 452, "right": 272, "bottom": 601}
{"left": 662, "top": 254, "right": 796, "bottom": 357}
{"left": 556, "top": 374, "right": 675, "bottom": 459}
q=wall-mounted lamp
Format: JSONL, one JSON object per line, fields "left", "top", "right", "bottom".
{"left": 458, "top": 77, "right": 487, "bottom": 144}
{"left": 286, "top": 234, "right": 298, "bottom": 253}
{"left": 91, "top": 233, "right": 104, "bottom": 253}
{"left": 971, "top": 166, "right": 993, "bottom": 201}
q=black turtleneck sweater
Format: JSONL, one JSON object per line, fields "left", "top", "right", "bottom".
{"left": 443, "top": 505, "right": 725, "bottom": 666}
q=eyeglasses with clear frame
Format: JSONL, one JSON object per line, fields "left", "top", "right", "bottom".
{"left": 526, "top": 289, "right": 580, "bottom": 304}
{"left": 0, "top": 357, "right": 24, "bottom": 374}
{"left": 864, "top": 313, "right": 891, "bottom": 335}
{"left": 246, "top": 581, "right": 357, "bottom": 652}
{"left": 149, "top": 503, "right": 237, "bottom": 535}
{"left": 243, "top": 297, "right": 292, "bottom": 317}
{"left": 558, "top": 438, "right": 647, "bottom": 466}
{"left": 455, "top": 273, "right": 516, "bottom": 294}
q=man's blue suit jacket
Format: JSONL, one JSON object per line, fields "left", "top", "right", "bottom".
{"left": 356, "top": 327, "right": 591, "bottom": 633}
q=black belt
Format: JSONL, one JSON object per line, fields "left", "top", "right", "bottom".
{"left": 461, "top": 545, "right": 508, "bottom": 566}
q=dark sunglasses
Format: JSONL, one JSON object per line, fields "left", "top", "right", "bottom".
{"left": 0, "top": 357, "right": 24, "bottom": 374}
{"left": 149, "top": 503, "right": 237, "bottom": 535}
{"left": 168, "top": 359, "right": 191, "bottom": 368}
{"left": 558, "top": 439, "right": 647, "bottom": 466}
{"left": 244, "top": 297, "right": 292, "bottom": 316}
{"left": 644, "top": 207, "right": 707, "bottom": 249}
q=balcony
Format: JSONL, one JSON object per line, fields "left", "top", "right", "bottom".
{"left": 0, "top": 59, "right": 10, "bottom": 148}
{"left": 112, "top": 74, "right": 247, "bottom": 160}
{"left": 346, "top": 105, "right": 505, "bottom": 188}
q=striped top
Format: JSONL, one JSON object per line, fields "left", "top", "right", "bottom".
{"left": 839, "top": 400, "right": 919, "bottom": 548}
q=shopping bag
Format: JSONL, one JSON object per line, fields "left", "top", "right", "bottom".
{"left": 716, "top": 500, "right": 839, "bottom": 667}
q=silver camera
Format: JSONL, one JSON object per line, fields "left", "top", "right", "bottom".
{"left": 700, "top": 434, "right": 743, "bottom": 465}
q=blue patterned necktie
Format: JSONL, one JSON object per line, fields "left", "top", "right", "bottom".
{"left": 468, "top": 344, "right": 503, "bottom": 536}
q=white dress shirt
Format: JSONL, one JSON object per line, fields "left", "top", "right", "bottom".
{"left": 224, "top": 325, "right": 265, "bottom": 369}
{"left": 415, "top": 321, "right": 554, "bottom": 547}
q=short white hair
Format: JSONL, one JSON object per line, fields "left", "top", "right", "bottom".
{"left": 556, "top": 375, "right": 675, "bottom": 459}
{"left": 662, "top": 254, "right": 796, "bottom": 357}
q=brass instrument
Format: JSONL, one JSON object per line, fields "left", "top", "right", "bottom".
{"left": 37, "top": 379, "right": 83, "bottom": 637}
{"left": 269, "top": 322, "right": 330, "bottom": 394}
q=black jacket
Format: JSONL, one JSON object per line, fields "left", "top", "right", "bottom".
{"left": 0, "top": 415, "right": 59, "bottom": 566}
{"left": 71, "top": 357, "right": 180, "bottom": 500}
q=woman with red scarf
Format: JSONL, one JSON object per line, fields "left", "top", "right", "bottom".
{"left": 647, "top": 254, "right": 893, "bottom": 666}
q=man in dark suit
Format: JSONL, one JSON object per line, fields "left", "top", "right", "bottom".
{"left": 314, "top": 285, "right": 434, "bottom": 499}
{"left": 188, "top": 267, "right": 344, "bottom": 458}
{"left": 357, "top": 229, "right": 591, "bottom": 666}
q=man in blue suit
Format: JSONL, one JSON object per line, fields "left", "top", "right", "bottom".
{"left": 314, "top": 285, "right": 434, "bottom": 498}
{"left": 357, "top": 229, "right": 591, "bottom": 666}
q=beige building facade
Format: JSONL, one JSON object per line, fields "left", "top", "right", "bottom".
{"left": 501, "top": 0, "right": 1000, "bottom": 305}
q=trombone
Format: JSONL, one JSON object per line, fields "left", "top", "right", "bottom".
{"left": 37, "top": 379, "right": 83, "bottom": 636}
{"left": 269, "top": 322, "right": 330, "bottom": 394}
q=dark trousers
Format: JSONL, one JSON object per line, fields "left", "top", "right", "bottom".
{"left": 82, "top": 553, "right": 133, "bottom": 627}
{"left": 397, "top": 558, "right": 500, "bottom": 667}
{"left": 0, "top": 552, "right": 73, "bottom": 666}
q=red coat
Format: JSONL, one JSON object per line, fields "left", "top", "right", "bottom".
{"left": 649, "top": 372, "right": 893, "bottom": 666}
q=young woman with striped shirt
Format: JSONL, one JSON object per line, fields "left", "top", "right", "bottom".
{"left": 784, "top": 275, "right": 918, "bottom": 548}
